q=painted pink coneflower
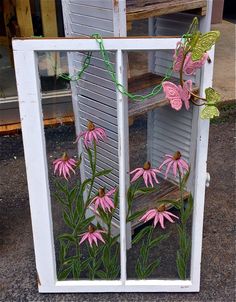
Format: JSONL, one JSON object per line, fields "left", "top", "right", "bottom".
{"left": 53, "top": 152, "right": 77, "bottom": 180}
{"left": 75, "top": 120, "right": 107, "bottom": 148}
{"left": 159, "top": 151, "right": 189, "bottom": 178}
{"left": 91, "top": 187, "right": 116, "bottom": 212}
{"left": 79, "top": 225, "right": 105, "bottom": 247}
{"left": 140, "top": 205, "right": 179, "bottom": 229}
{"left": 130, "top": 161, "right": 160, "bottom": 187}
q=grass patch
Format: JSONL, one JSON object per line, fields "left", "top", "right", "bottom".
{"left": 210, "top": 100, "right": 236, "bottom": 124}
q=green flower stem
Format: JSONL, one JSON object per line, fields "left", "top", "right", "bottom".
{"left": 176, "top": 169, "right": 191, "bottom": 280}
{"left": 84, "top": 141, "right": 97, "bottom": 210}
{"left": 89, "top": 245, "right": 98, "bottom": 280}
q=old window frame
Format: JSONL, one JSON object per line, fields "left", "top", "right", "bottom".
{"left": 13, "top": 37, "right": 214, "bottom": 293}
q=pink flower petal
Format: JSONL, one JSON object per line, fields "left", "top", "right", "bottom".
{"left": 106, "top": 188, "right": 116, "bottom": 196}
{"left": 153, "top": 213, "right": 159, "bottom": 227}
{"left": 159, "top": 213, "right": 165, "bottom": 229}
{"left": 143, "top": 171, "right": 149, "bottom": 187}
{"left": 79, "top": 233, "right": 89, "bottom": 245}
{"left": 162, "top": 212, "right": 175, "bottom": 223}
{"left": 91, "top": 130, "right": 99, "bottom": 143}
{"left": 93, "top": 232, "right": 105, "bottom": 243}
{"left": 104, "top": 196, "right": 115, "bottom": 209}
{"left": 91, "top": 234, "right": 98, "bottom": 246}
{"left": 144, "top": 210, "right": 157, "bottom": 222}
{"left": 165, "top": 160, "right": 174, "bottom": 178}
{"left": 59, "top": 162, "right": 63, "bottom": 176}
{"left": 150, "top": 170, "right": 159, "bottom": 184}
{"left": 164, "top": 211, "right": 179, "bottom": 219}
{"left": 131, "top": 169, "right": 144, "bottom": 183}
{"left": 84, "top": 131, "right": 90, "bottom": 147}
{"left": 179, "top": 158, "right": 189, "bottom": 170}
{"left": 130, "top": 167, "right": 143, "bottom": 175}
{"left": 140, "top": 209, "right": 156, "bottom": 222}
{"left": 159, "top": 158, "right": 173, "bottom": 170}
{"left": 177, "top": 160, "right": 184, "bottom": 175}
{"left": 88, "top": 235, "right": 93, "bottom": 247}
{"left": 165, "top": 154, "right": 173, "bottom": 158}
{"left": 88, "top": 132, "right": 93, "bottom": 145}
{"left": 74, "top": 131, "right": 86, "bottom": 144}
{"left": 148, "top": 172, "right": 154, "bottom": 187}
{"left": 173, "top": 161, "right": 178, "bottom": 177}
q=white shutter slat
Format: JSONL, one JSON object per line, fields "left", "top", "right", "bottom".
{"left": 78, "top": 80, "right": 117, "bottom": 100}
{"left": 69, "top": 3, "right": 113, "bottom": 20}
{"left": 70, "top": 14, "right": 113, "bottom": 30}
{"left": 69, "top": 0, "right": 113, "bottom": 10}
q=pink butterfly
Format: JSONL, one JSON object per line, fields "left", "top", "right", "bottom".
{"left": 173, "top": 43, "right": 208, "bottom": 75}
{"left": 162, "top": 80, "right": 192, "bottom": 111}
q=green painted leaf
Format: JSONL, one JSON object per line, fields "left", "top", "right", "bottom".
{"left": 96, "top": 270, "right": 107, "bottom": 279}
{"left": 182, "top": 194, "right": 193, "bottom": 224}
{"left": 136, "top": 187, "right": 157, "bottom": 195}
{"left": 81, "top": 258, "right": 91, "bottom": 271}
{"left": 76, "top": 215, "right": 95, "bottom": 232}
{"left": 58, "top": 266, "right": 72, "bottom": 280}
{"left": 156, "top": 199, "right": 181, "bottom": 209}
{"left": 57, "top": 233, "right": 76, "bottom": 243}
{"left": 181, "top": 168, "right": 191, "bottom": 188}
{"left": 135, "top": 260, "right": 143, "bottom": 279}
{"left": 176, "top": 251, "right": 187, "bottom": 280}
{"left": 81, "top": 178, "right": 92, "bottom": 192}
{"left": 149, "top": 233, "right": 170, "bottom": 249}
{"left": 143, "top": 258, "right": 160, "bottom": 278}
{"left": 95, "top": 169, "right": 112, "bottom": 178}
{"left": 54, "top": 180, "right": 68, "bottom": 194}
{"left": 132, "top": 226, "right": 152, "bottom": 245}
{"left": 113, "top": 189, "right": 119, "bottom": 208}
{"left": 53, "top": 192, "right": 67, "bottom": 206}
{"left": 63, "top": 211, "right": 74, "bottom": 228}
{"left": 126, "top": 209, "right": 147, "bottom": 222}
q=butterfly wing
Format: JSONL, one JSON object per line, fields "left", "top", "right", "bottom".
{"left": 183, "top": 52, "right": 208, "bottom": 75}
{"left": 200, "top": 106, "right": 220, "bottom": 119}
{"left": 173, "top": 43, "right": 184, "bottom": 73}
{"left": 179, "top": 80, "right": 192, "bottom": 110}
{"left": 191, "top": 31, "right": 220, "bottom": 61}
{"left": 205, "top": 87, "right": 221, "bottom": 104}
{"left": 200, "top": 87, "right": 221, "bottom": 119}
{"left": 162, "top": 81, "right": 183, "bottom": 111}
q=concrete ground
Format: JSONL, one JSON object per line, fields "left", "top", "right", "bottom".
{"left": 212, "top": 20, "right": 235, "bottom": 101}
{"left": 0, "top": 19, "right": 235, "bottom": 302}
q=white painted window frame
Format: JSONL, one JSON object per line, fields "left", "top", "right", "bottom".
{"left": 13, "top": 37, "right": 214, "bottom": 293}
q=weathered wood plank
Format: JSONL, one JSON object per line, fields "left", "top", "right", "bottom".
{"left": 0, "top": 116, "right": 74, "bottom": 135}
{"left": 40, "top": 0, "right": 58, "bottom": 37}
{"left": 131, "top": 178, "right": 190, "bottom": 229}
{"left": 126, "top": 0, "right": 207, "bottom": 21}
{"left": 128, "top": 73, "right": 199, "bottom": 120}
{"left": 15, "top": 0, "right": 33, "bottom": 36}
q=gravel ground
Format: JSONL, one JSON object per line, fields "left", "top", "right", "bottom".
{"left": 0, "top": 103, "right": 235, "bottom": 301}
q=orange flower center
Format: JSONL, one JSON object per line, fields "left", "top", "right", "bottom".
{"left": 173, "top": 151, "right": 181, "bottom": 160}
{"left": 98, "top": 187, "right": 105, "bottom": 197}
{"left": 62, "top": 152, "right": 69, "bottom": 161}
{"left": 143, "top": 161, "right": 151, "bottom": 170}
{"left": 87, "top": 120, "right": 95, "bottom": 131}
{"left": 88, "top": 225, "right": 95, "bottom": 233}
{"left": 157, "top": 204, "right": 166, "bottom": 212}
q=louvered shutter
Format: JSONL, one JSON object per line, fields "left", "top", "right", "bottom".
{"left": 62, "top": 1, "right": 129, "bottom": 233}
{"left": 148, "top": 14, "right": 201, "bottom": 188}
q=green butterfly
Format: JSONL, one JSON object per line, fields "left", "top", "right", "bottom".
{"left": 186, "top": 18, "right": 220, "bottom": 61}
{"left": 200, "top": 87, "right": 221, "bottom": 119}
